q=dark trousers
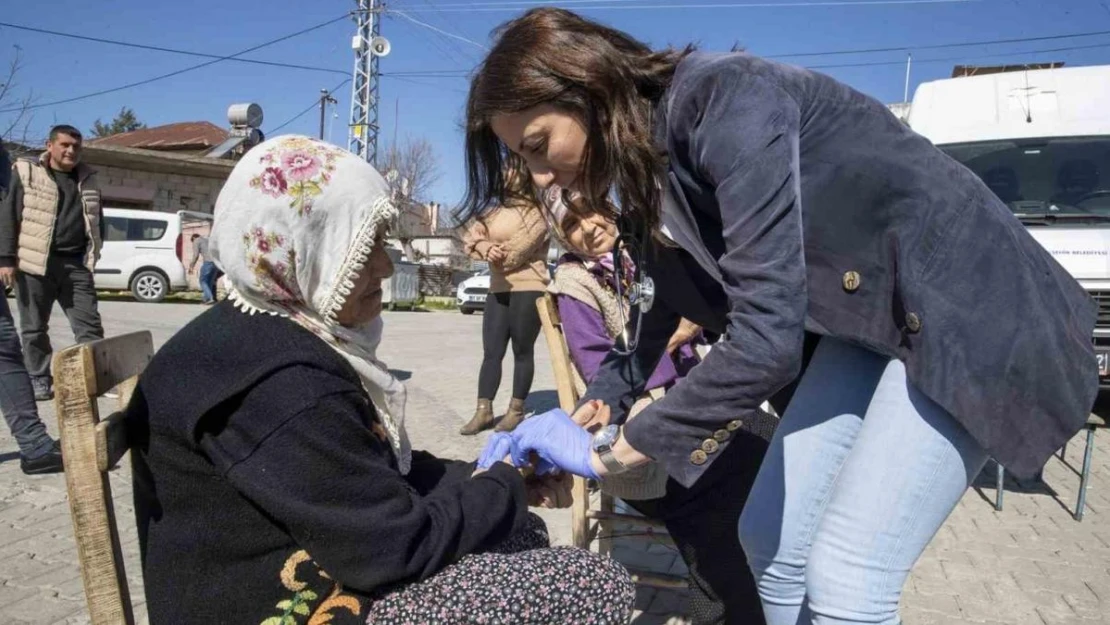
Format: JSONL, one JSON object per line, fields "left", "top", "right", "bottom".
{"left": 626, "top": 410, "right": 777, "bottom": 625}
{"left": 14, "top": 255, "right": 104, "bottom": 380}
{"left": 0, "top": 294, "right": 51, "bottom": 456}
{"left": 478, "top": 291, "right": 542, "bottom": 400}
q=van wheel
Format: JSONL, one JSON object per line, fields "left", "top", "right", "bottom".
{"left": 131, "top": 270, "right": 168, "bottom": 303}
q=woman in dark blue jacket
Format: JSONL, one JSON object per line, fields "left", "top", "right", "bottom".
{"left": 464, "top": 8, "right": 1098, "bottom": 625}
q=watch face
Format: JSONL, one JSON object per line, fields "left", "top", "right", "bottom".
{"left": 593, "top": 425, "right": 619, "bottom": 449}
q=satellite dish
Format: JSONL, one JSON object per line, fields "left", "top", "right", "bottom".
{"left": 370, "top": 36, "right": 391, "bottom": 57}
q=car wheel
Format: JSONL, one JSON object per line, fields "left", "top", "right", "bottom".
{"left": 461, "top": 307, "right": 474, "bottom": 315}
{"left": 131, "top": 270, "right": 168, "bottom": 303}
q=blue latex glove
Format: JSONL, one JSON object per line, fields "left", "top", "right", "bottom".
{"left": 508, "top": 408, "right": 600, "bottom": 480}
{"left": 476, "top": 432, "right": 514, "bottom": 470}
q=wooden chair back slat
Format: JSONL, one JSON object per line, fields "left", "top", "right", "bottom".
{"left": 83, "top": 332, "right": 153, "bottom": 397}
{"left": 55, "top": 332, "right": 153, "bottom": 625}
{"left": 95, "top": 412, "right": 131, "bottom": 473}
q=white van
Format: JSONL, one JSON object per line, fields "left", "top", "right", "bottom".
{"left": 908, "top": 65, "right": 1110, "bottom": 384}
{"left": 97, "top": 208, "right": 213, "bottom": 303}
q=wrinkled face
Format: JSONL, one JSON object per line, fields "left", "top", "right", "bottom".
{"left": 334, "top": 234, "right": 395, "bottom": 327}
{"left": 491, "top": 104, "right": 587, "bottom": 193}
{"left": 561, "top": 211, "right": 618, "bottom": 259}
{"left": 46, "top": 132, "right": 82, "bottom": 172}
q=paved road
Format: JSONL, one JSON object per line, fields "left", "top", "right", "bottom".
{"left": 0, "top": 300, "right": 1108, "bottom": 624}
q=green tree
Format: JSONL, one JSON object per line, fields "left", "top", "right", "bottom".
{"left": 90, "top": 107, "right": 145, "bottom": 138}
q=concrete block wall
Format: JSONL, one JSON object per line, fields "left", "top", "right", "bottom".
{"left": 96, "top": 164, "right": 226, "bottom": 215}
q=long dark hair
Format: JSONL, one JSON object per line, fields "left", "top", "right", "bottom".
{"left": 460, "top": 8, "right": 691, "bottom": 235}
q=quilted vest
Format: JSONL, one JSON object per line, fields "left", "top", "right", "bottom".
{"left": 13, "top": 155, "right": 102, "bottom": 276}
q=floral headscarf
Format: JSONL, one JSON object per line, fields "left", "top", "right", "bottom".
{"left": 209, "top": 135, "right": 412, "bottom": 473}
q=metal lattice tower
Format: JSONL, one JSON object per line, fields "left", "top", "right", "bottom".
{"left": 348, "top": 0, "right": 382, "bottom": 164}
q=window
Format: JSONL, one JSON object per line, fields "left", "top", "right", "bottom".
{"left": 103, "top": 216, "right": 168, "bottom": 242}
{"left": 941, "top": 136, "right": 1110, "bottom": 216}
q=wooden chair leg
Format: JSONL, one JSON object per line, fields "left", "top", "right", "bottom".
{"left": 571, "top": 476, "right": 590, "bottom": 549}
{"left": 598, "top": 492, "right": 615, "bottom": 557}
{"left": 1076, "top": 427, "right": 1096, "bottom": 522}
{"left": 995, "top": 461, "right": 1005, "bottom": 512}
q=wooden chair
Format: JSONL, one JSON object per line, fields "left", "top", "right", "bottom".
{"left": 54, "top": 332, "right": 155, "bottom": 625}
{"left": 993, "top": 413, "right": 1107, "bottom": 521}
{"left": 536, "top": 294, "right": 686, "bottom": 590}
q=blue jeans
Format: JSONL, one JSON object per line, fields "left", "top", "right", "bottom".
{"left": 199, "top": 261, "right": 218, "bottom": 303}
{"left": 0, "top": 294, "right": 52, "bottom": 457}
{"left": 738, "top": 337, "right": 988, "bottom": 625}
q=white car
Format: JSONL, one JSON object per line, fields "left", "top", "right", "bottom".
{"left": 456, "top": 270, "right": 490, "bottom": 314}
{"left": 96, "top": 208, "right": 213, "bottom": 303}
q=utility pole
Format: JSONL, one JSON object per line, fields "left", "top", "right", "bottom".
{"left": 318, "top": 89, "right": 338, "bottom": 140}
{"left": 349, "top": 0, "right": 389, "bottom": 165}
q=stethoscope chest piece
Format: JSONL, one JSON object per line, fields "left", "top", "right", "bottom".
{"left": 628, "top": 274, "right": 655, "bottom": 313}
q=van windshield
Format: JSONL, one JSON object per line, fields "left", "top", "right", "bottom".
{"left": 940, "top": 137, "right": 1110, "bottom": 219}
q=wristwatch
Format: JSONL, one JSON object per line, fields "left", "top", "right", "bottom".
{"left": 591, "top": 425, "right": 630, "bottom": 475}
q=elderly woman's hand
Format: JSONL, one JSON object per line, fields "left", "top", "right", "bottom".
{"left": 507, "top": 409, "right": 600, "bottom": 480}
{"left": 571, "top": 400, "right": 611, "bottom": 432}
{"left": 524, "top": 472, "right": 573, "bottom": 508}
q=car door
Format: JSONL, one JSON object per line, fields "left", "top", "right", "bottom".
{"left": 95, "top": 215, "right": 131, "bottom": 290}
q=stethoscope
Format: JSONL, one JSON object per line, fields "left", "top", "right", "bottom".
{"left": 611, "top": 216, "right": 655, "bottom": 356}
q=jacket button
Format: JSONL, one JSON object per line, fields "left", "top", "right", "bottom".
{"left": 842, "top": 271, "right": 861, "bottom": 293}
{"left": 905, "top": 312, "right": 922, "bottom": 333}
{"left": 726, "top": 419, "right": 743, "bottom": 432}
{"left": 690, "top": 449, "right": 708, "bottom": 465}
{"left": 701, "top": 439, "right": 720, "bottom": 454}
{"left": 713, "top": 429, "right": 730, "bottom": 442}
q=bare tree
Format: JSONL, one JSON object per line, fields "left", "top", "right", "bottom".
{"left": 381, "top": 137, "right": 442, "bottom": 261}
{"left": 1, "top": 46, "right": 36, "bottom": 149}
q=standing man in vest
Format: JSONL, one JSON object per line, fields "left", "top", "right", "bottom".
{"left": 0, "top": 125, "right": 105, "bottom": 402}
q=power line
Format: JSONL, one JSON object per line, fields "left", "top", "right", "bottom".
{"left": 769, "top": 29, "right": 1110, "bottom": 58}
{"left": 375, "top": 27, "right": 1110, "bottom": 76}
{"left": 388, "top": 9, "right": 490, "bottom": 49}
{"left": 809, "top": 40, "right": 1110, "bottom": 69}
{"left": 268, "top": 78, "right": 352, "bottom": 135}
{"left": 384, "top": 74, "right": 470, "bottom": 94}
{"left": 0, "top": 21, "right": 348, "bottom": 76}
{"left": 412, "top": 0, "right": 484, "bottom": 61}
{"left": 0, "top": 14, "right": 350, "bottom": 114}
{"left": 389, "top": 11, "right": 472, "bottom": 69}
{"left": 401, "top": 0, "right": 976, "bottom": 12}
{"left": 374, "top": 38, "right": 1110, "bottom": 82}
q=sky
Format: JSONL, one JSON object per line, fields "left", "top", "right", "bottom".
{"left": 2, "top": 0, "right": 1110, "bottom": 219}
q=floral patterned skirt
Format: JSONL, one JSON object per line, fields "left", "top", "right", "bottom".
{"left": 367, "top": 514, "right": 635, "bottom": 625}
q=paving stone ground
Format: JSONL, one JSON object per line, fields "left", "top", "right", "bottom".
{"left": 0, "top": 300, "right": 1107, "bottom": 624}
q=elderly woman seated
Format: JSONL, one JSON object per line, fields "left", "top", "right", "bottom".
{"left": 540, "top": 191, "right": 772, "bottom": 625}
{"left": 125, "top": 136, "right": 634, "bottom": 625}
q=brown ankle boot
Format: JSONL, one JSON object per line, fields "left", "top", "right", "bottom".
{"left": 495, "top": 398, "right": 527, "bottom": 432}
{"left": 460, "top": 399, "right": 494, "bottom": 436}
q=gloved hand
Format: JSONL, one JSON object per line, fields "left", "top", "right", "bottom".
{"left": 476, "top": 432, "right": 514, "bottom": 470}
{"left": 507, "top": 408, "right": 599, "bottom": 480}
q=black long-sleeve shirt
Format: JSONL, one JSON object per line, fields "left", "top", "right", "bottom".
{"left": 129, "top": 302, "right": 528, "bottom": 624}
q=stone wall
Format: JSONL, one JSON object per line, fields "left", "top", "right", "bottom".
{"left": 95, "top": 164, "right": 227, "bottom": 214}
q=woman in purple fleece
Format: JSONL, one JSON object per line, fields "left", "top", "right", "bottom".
{"left": 549, "top": 210, "right": 703, "bottom": 392}
{"left": 543, "top": 192, "right": 768, "bottom": 625}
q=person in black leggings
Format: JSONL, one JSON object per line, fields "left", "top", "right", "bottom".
{"left": 460, "top": 200, "right": 550, "bottom": 434}
{"left": 479, "top": 290, "right": 543, "bottom": 409}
